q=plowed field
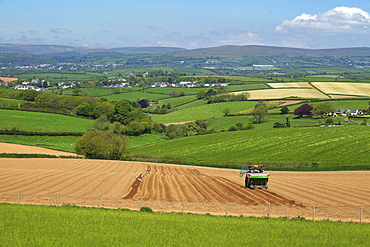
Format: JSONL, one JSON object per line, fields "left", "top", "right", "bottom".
{"left": 1, "top": 158, "right": 370, "bottom": 221}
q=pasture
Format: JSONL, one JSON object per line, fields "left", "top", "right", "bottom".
{"left": 0, "top": 98, "right": 24, "bottom": 109}
{"left": 131, "top": 125, "right": 370, "bottom": 169}
{"left": 0, "top": 109, "right": 93, "bottom": 132}
{"left": 150, "top": 101, "right": 257, "bottom": 123}
{"left": 0, "top": 136, "right": 79, "bottom": 152}
{"left": 2, "top": 204, "right": 368, "bottom": 246}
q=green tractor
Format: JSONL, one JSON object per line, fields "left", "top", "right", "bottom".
{"left": 239, "top": 165, "right": 270, "bottom": 189}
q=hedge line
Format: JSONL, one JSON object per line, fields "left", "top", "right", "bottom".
{"left": 0, "top": 153, "right": 81, "bottom": 159}
{"left": 0, "top": 130, "right": 84, "bottom": 136}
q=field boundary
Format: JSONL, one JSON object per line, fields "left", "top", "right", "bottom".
{"left": 2, "top": 191, "right": 369, "bottom": 223}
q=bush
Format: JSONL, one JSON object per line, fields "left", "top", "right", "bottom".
{"left": 74, "top": 130, "right": 129, "bottom": 160}
{"left": 140, "top": 207, "right": 153, "bottom": 213}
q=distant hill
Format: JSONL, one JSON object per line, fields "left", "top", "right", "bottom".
{"left": 2, "top": 43, "right": 370, "bottom": 68}
{"left": 173, "top": 45, "right": 370, "bottom": 58}
{"left": 2, "top": 43, "right": 370, "bottom": 58}
{"left": 0, "top": 43, "right": 186, "bottom": 55}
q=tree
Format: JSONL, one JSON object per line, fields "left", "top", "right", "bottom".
{"left": 72, "top": 88, "right": 82, "bottom": 96}
{"left": 137, "top": 99, "right": 149, "bottom": 108}
{"left": 113, "top": 100, "right": 136, "bottom": 124}
{"left": 280, "top": 106, "right": 290, "bottom": 114}
{"left": 92, "top": 101, "right": 115, "bottom": 120}
{"left": 294, "top": 104, "right": 313, "bottom": 118}
{"left": 217, "top": 87, "right": 226, "bottom": 94}
{"left": 88, "top": 115, "right": 110, "bottom": 131}
{"left": 196, "top": 90, "right": 206, "bottom": 99}
{"left": 313, "top": 102, "right": 335, "bottom": 117}
{"left": 74, "top": 130, "right": 129, "bottom": 160}
{"left": 235, "top": 122, "right": 244, "bottom": 130}
{"left": 169, "top": 90, "right": 184, "bottom": 98}
{"left": 204, "top": 89, "right": 217, "bottom": 99}
{"left": 325, "top": 117, "right": 334, "bottom": 125}
{"left": 165, "top": 124, "right": 187, "bottom": 139}
{"left": 76, "top": 102, "right": 93, "bottom": 117}
{"left": 251, "top": 101, "right": 269, "bottom": 124}
{"left": 20, "top": 90, "right": 39, "bottom": 101}
{"left": 222, "top": 107, "right": 231, "bottom": 116}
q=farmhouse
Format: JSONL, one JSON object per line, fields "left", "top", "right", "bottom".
{"left": 335, "top": 109, "right": 363, "bottom": 116}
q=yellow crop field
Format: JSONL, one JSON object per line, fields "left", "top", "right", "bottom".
{"left": 312, "top": 82, "right": 370, "bottom": 96}
{"left": 236, "top": 88, "right": 328, "bottom": 99}
{"left": 267, "top": 82, "right": 312, "bottom": 88}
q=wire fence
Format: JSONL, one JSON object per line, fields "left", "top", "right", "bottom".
{"left": 1, "top": 190, "right": 369, "bottom": 223}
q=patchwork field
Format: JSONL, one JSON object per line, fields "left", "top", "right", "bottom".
{"left": 312, "top": 82, "right": 370, "bottom": 96}
{"left": 267, "top": 82, "right": 312, "bottom": 88}
{"left": 237, "top": 88, "right": 328, "bottom": 99}
{"left": 1, "top": 156, "right": 369, "bottom": 222}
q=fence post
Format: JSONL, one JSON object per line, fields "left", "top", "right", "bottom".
{"left": 98, "top": 194, "right": 101, "bottom": 208}
{"left": 182, "top": 199, "right": 185, "bottom": 214}
{"left": 57, "top": 192, "right": 60, "bottom": 206}
{"left": 312, "top": 206, "right": 316, "bottom": 221}
{"left": 360, "top": 207, "right": 363, "bottom": 224}
{"left": 267, "top": 203, "right": 271, "bottom": 218}
{"left": 18, "top": 190, "right": 21, "bottom": 204}
{"left": 225, "top": 201, "right": 229, "bottom": 216}
{"left": 140, "top": 197, "right": 143, "bottom": 209}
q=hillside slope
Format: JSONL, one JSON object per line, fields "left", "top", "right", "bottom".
{"left": 131, "top": 125, "right": 370, "bottom": 169}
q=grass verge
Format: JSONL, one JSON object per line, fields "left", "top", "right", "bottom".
{"left": 1, "top": 204, "right": 369, "bottom": 246}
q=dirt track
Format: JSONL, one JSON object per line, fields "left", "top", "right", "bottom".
{"left": 1, "top": 158, "right": 370, "bottom": 221}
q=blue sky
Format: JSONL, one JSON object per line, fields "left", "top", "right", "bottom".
{"left": 1, "top": 0, "right": 370, "bottom": 49}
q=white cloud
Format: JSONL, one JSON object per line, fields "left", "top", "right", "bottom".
{"left": 276, "top": 6, "right": 370, "bottom": 33}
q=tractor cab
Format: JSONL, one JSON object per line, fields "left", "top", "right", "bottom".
{"left": 240, "top": 165, "right": 270, "bottom": 189}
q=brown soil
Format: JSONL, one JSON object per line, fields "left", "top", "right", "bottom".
{"left": 1, "top": 158, "right": 370, "bottom": 221}
{"left": 0, "top": 77, "right": 18, "bottom": 82}
{"left": 163, "top": 121, "right": 195, "bottom": 126}
{"left": 270, "top": 100, "right": 304, "bottom": 107}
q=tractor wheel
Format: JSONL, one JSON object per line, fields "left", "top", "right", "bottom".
{"left": 245, "top": 178, "right": 249, "bottom": 188}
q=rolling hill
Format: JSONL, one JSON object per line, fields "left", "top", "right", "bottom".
{"left": 173, "top": 45, "right": 370, "bottom": 58}
{"left": 0, "top": 43, "right": 186, "bottom": 55}
{"left": 130, "top": 125, "right": 370, "bottom": 170}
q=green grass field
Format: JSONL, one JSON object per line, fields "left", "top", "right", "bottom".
{"left": 104, "top": 91, "right": 169, "bottom": 101}
{"left": 226, "top": 84, "right": 270, "bottom": 92}
{"left": 150, "top": 101, "right": 257, "bottom": 123}
{"left": 1, "top": 204, "right": 368, "bottom": 247}
{"left": 203, "top": 114, "right": 340, "bottom": 131}
{"left": 156, "top": 95, "right": 198, "bottom": 108}
{"left": 0, "top": 133, "right": 167, "bottom": 152}
{"left": 0, "top": 109, "right": 93, "bottom": 132}
{"left": 131, "top": 125, "right": 370, "bottom": 169}
{"left": 17, "top": 72, "right": 100, "bottom": 81}
{"left": 63, "top": 87, "right": 116, "bottom": 97}
{"left": 0, "top": 135, "right": 79, "bottom": 152}
{"left": 0, "top": 98, "right": 24, "bottom": 109}
{"left": 129, "top": 132, "right": 168, "bottom": 149}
